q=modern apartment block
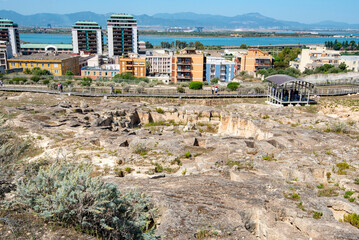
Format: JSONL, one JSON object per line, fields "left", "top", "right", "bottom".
{"left": 146, "top": 53, "right": 172, "bottom": 76}
{"left": 0, "top": 41, "right": 12, "bottom": 70}
{"left": 8, "top": 53, "right": 80, "bottom": 76}
{"left": 81, "top": 64, "right": 120, "bottom": 80}
{"left": 235, "top": 49, "right": 273, "bottom": 73}
{"left": 0, "top": 18, "right": 20, "bottom": 55}
{"left": 72, "top": 21, "right": 103, "bottom": 55}
{"left": 171, "top": 49, "right": 206, "bottom": 83}
{"left": 290, "top": 46, "right": 340, "bottom": 72}
{"left": 107, "top": 14, "right": 138, "bottom": 58}
{"left": 340, "top": 56, "right": 359, "bottom": 72}
{"left": 206, "top": 57, "right": 235, "bottom": 83}
{"left": 115, "top": 57, "right": 146, "bottom": 77}
{"left": 21, "top": 43, "right": 73, "bottom": 55}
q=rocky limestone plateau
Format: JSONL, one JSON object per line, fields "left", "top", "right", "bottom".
{"left": 1, "top": 92, "right": 359, "bottom": 239}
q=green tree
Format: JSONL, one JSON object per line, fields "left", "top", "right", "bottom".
{"left": 194, "top": 41, "right": 205, "bottom": 50}
{"left": 65, "top": 71, "right": 74, "bottom": 76}
{"left": 239, "top": 44, "right": 248, "bottom": 49}
{"left": 145, "top": 41, "right": 153, "bottom": 49}
{"left": 210, "top": 77, "right": 219, "bottom": 84}
{"left": 23, "top": 68, "right": 31, "bottom": 75}
{"left": 339, "top": 62, "right": 347, "bottom": 71}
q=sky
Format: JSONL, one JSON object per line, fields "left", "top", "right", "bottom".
{"left": 1, "top": 0, "right": 358, "bottom": 24}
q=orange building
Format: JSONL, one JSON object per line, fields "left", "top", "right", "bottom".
{"left": 235, "top": 49, "right": 273, "bottom": 73}
{"left": 115, "top": 57, "right": 146, "bottom": 78}
{"left": 171, "top": 49, "right": 206, "bottom": 83}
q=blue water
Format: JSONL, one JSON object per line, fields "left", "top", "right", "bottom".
{"left": 20, "top": 34, "right": 359, "bottom": 46}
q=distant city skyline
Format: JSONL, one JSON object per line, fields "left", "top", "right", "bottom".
{"left": 1, "top": 0, "right": 359, "bottom": 24}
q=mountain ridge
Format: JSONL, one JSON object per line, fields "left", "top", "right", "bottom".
{"left": 1, "top": 10, "right": 359, "bottom": 30}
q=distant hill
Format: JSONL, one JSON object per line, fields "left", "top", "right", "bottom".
{"left": 1, "top": 10, "right": 359, "bottom": 30}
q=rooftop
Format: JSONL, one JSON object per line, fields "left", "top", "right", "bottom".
{"left": 9, "top": 53, "right": 79, "bottom": 61}
{"left": 266, "top": 74, "right": 302, "bottom": 85}
{"left": 21, "top": 43, "right": 73, "bottom": 50}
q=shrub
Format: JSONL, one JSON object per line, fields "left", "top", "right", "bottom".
{"left": 210, "top": 77, "right": 219, "bottom": 84}
{"left": 344, "top": 191, "right": 355, "bottom": 199}
{"left": 313, "top": 211, "right": 323, "bottom": 219}
{"left": 11, "top": 162, "right": 158, "bottom": 239}
{"left": 262, "top": 153, "right": 277, "bottom": 161}
{"left": 42, "top": 79, "right": 51, "bottom": 85}
{"left": 156, "top": 108, "right": 165, "bottom": 114}
{"left": 184, "top": 152, "right": 192, "bottom": 158}
{"left": 154, "top": 163, "right": 163, "bottom": 173}
{"left": 81, "top": 77, "right": 92, "bottom": 87}
{"left": 177, "top": 87, "right": 185, "bottom": 93}
{"left": 30, "top": 76, "right": 41, "bottom": 83}
{"left": 227, "top": 82, "right": 240, "bottom": 91}
{"left": 12, "top": 77, "right": 27, "bottom": 83}
{"left": 124, "top": 167, "right": 133, "bottom": 173}
{"left": 343, "top": 213, "right": 359, "bottom": 228}
{"left": 23, "top": 68, "right": 31, "bottom": 75}
{"left": 136, "top": 86, "right": 144, "bottom": 94}
{"left": 65, "top": 71, "right": 74, "bottom": 76}
{"left": 188, "top": 81, "right": 203, "bottom": 90}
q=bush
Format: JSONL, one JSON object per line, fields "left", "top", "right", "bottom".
{"left": 313, "top": 211, "right": 323, "bottom": 219}
{"left": 343, "top": 213, "right": 359, "bottom": 228}
{"left": 81, "top": 77, "right": 92, "bottom": 87}
{"left": 156, "top": 108, "right": 165, "bottom": 114}
{"left": 30, "top": 76, "right": 41, "bottom": 83}
{"left": 227, "top": 82, "right": 240, "bottom": 91}
{"left": 31, "top": 67, "right": 51, "bottom": 76}
{"left": 184, "top": 152, "right": 192, "bottom": 158}
{"left": 65, "top": 71, "right": 74, "bottom": 76}
{"left": 177, "top": 87, "right": 185, "bottom": 93}
{"left": 42, "top": 79, "right": 51, "bottom": 85}
{"left": 210, "top": 77, "right": 219, "bottom": 84}
{"left": 11, "top": 162, "right": 158, "bottom": 239}
{"left": 188, "top": 81, "right": 203, "bottom": 90}
{"left": 12, "top": 77, "right": 27, "bottom": 83}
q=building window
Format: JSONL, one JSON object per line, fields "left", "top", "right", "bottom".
{"left": 42, "top": 64, "right": 44, "bottom": 67}
{"left": 31, "top": 63, "right": 33, "bottom": 67}
{"left": 11, "top": 63, "right": 15, "bottom": 67}
{"left": 94, "top": 72, "right": 96, "bottom": 76}
{"left": 99, "top": 72, "right": 102, "bottom": 76}
{"left": 25, "top": 63, "right": 28, "bottom": 67}
{"left": 54, "top": 64, "right": 59, "bottom": 68}
{"left": 54, "top": 70, "right": 59, "bottom": 74}
{"left": 48, "top": 64, "right": 50, "bottom": 67}
{"left": 105, "top": 72, "right": 108, "bottom": 76}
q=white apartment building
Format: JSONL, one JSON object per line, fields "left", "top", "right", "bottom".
{"left": 340, "top": 56, "right": 359, "bottom": 72}
{"left": 0, "top": 41, "right": 12, "bottom": 70}
{"left": 290, "top": 46, "right": 341, "bottom": 72}
{"left": 146, "top": 53, "right": 173, "bottom": 76}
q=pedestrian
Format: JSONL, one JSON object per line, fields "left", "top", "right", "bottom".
{"left": 60, "top": 83, "right": 63, "bottom": 92}
{"left": 215, "top": 86, "right": 218, "bottom": 95}
{"left": 0, "top": 79, "right": 3, "bottom": 88}
{"left": 211, "top": 85, "right": 215, "bottom": 95}
{"left": 58, "top": 83, "right": 61, "bottom": 92}
{"left": 110, "top": 85, "right": 114, "bottom": 95}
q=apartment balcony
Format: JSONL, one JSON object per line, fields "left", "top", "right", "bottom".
{"left": 177, "top": 68, "right": 191, "bottom": 72}
{"left": 177, "top": 74, "right": 191, "bottom": 80}
{"left": 177, "top": 61, "right": 191, "bottom": 66}
{"left": 255, "top": 62, "right": 272, "bottom": 67}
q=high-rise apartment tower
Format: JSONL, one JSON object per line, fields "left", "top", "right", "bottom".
{"left": 0, "top": 18, "right": 20, "bottom": 55}
{"left": 107, "top": 14, "right": 138, "bottom": 58}
{"left": 72, "top": 21, "right": 103, "bottom": 55}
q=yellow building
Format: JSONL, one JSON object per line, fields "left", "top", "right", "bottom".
{"left": 235, "top": 49, "right": 273, "bottom": 73}
{"left": 7, "top": 53, "right": 80, "bottom": 76}
{"left": 115, "top": 57, "right": 146, "bottom": 78}
{"left": 172, "top": 49, "right": 205, "bottom": 83}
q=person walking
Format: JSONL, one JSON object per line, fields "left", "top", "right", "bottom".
{"left": 215, "top": 86, "right": 218, "bottom": 95}
{"left": 0, "top": 79, "right": 3, "bottom": 88}
{"left": 60, "top": 83, "right": 63, "bottom": 92}
{"left": 211, "top": 85, "right": 215, "bottom": 95}
{"left": 110, "top": 85, "right": 114, "bottom": 95}
{"left": 58, "top": 83, "right": 61, "bottom": 92}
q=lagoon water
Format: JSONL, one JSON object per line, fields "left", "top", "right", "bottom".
{"left": 20, "top": 34, "right": 355, "bottom": 46}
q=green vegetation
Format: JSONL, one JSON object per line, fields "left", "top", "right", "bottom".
{"left": 10, "top": 162, "right": 157, "bottom": 239}
{"left": 156, "top": 108, "right": 165, "bottom": 114}
{"left": 80, "top": 77, "right": 92, "bottom": 87}
{"left": 154, "top": 163, "right": 163, "bottom": 173}
{"left": 336, "top": 162, "right": 350, "bottom": 175}
{"left": 344, "top": 191, "right": 355, "bottom": 199}
{"left": 177, "top": 86, "right": 185, "bottom": 93}
{"left": 284, "top": 192, "right": 301, "bottom": 201}
{"left": 342, "top": 213, "right": 359, "bottom": 228}
{"left": 124, "top": 167, "right": 133, "bottom": 173}
{"left": 144, "top": 121, "right": 166, "bottom": 127}
{"left": 318, "top": 187, "right": 339, "bottom": 197}
{"left": 184, "top": 152, "right": 192, "bottom": 158}
{"left": 273, "top": 47, "right": 301, "bottom": 69}
{"left": 297, "top": 202, "right": 305, "bottom": 211}
{"left": 317, "top": 184, "right": 324, "bottom": 189}
{"left": 262, "top": 153, "right": 277, "bottom": 161}
{"left": 325, "top": 40, "right": 359, "bottom": 51}
{"left": 182, "top": 168, "right": 187, "bottom": 176}
{"left": 133, "top": 144, "right": 150, "bottom": 156}
{"left": 210, "top": 77, "right": 219, "bottom": 84}
{"left": 303, "top": 63, "right": 348, "bottom": 75}
{"left": 227, "top": 82, "right": 240, "bottom": 91}
{"left": 189, "top": 81, "right": 203, "bottom": 90}
{"left": 313, "top": 211, "right": 323, "bottom": 219}
{"left": 257, "top": 67, "right": 301, "bottom": 78}
{"left": 30, "top": 76, "right": 41, "bottom": 82}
